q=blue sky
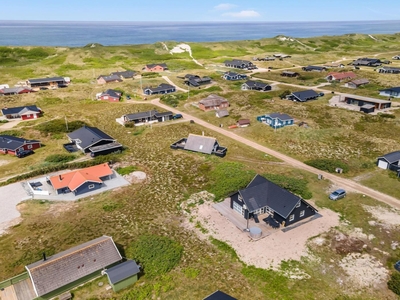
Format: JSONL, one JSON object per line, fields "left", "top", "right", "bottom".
{"left": 3, "top": 0, "right": 400, "bottom": 22}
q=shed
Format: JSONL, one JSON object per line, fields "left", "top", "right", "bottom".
{"left": 104, "top": 260, "right": 140, "bottom": 292}
{"left": 216, "top": 109, "right": 229, "bottom": 118}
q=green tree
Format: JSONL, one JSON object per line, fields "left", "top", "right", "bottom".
{"left": 388, "top": 272, "right": 400, "bottom": 296}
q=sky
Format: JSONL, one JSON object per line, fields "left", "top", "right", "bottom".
{"left": 3, "top": 0, "right": 400, "bottom": 22}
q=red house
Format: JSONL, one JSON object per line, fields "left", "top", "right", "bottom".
{"left": 96, "top": 75, "right": 123, "bottom": 85}
{"left": 0, "top": 135, "right": 41, "bottom": 156}
{"left": 1, "top": 105, "right": 42, "bottom": 120}
{"left": 198, "top": 94, "right": 229, "bottom": 112}
{"left": 325, "top": 71, "right": 356, "bottom": 82}
{"left": 144, "top": 63, "right": 168, "bottom": 72}
{"left": 96, "top": 89, "right": 122, "bottom": 102}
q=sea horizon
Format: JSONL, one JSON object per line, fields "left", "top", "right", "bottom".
{"left": 1, "top": 20, "right": 400, "bottom": 47}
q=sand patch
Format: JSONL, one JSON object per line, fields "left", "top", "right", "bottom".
{"left": 182, "top": 195, "right": 340, "bottom": 269}
{"left": 339, "top": 253, "right": 389, "bottom": 288}
{"left": 0, "top": 159, "right": 10, "bottom": 167}
{"left": 169, "top": 43, "right": 203, "bottom": 66}
{"left": 363, "top": 205, "right": 400, "bottom": 228}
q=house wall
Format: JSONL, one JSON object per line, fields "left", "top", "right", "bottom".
{"left": 83, "top": 140, "right": 114, "bottom": 153}
{"left": 273, "top": 200, "right": 316, "bottom": 227}
{"left": 20, "top": 143, "right": 41, "bottom": 152}
{"left": 97, "top": 78, "right": 106, "bottom": 84}
{"left": 111, "top": 275, "right": 138, "bottom": 292}
{"left": 380, "top": 91, "right": 400, "bottom": 98}
{"left": 100, "top": 96, "right": 120, "bottom": 102}
{"left": 21, "top": 113, "right": 40, "bottom": 120}
{"left": 74, "top": 182, "right": 103, "bottom": 196}
{"left": 145, "top": 66, "right": 164, "bottom": 72}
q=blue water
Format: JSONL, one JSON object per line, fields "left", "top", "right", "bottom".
{"left": 0, "top": 20, "right": 400, "bottom": 47}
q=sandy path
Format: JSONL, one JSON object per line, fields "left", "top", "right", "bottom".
{"left": 151, "top": 98, "right": 400, "bottom": 209}
{"left": 162, "top": 76, "right": 188, "bottom": 92}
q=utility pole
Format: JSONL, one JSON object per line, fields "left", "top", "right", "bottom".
{"left": 65, "top": 115, "right": 68, "bottom": 132}
{"left": 187, "top": 84, "right": 190, "bottom": 99}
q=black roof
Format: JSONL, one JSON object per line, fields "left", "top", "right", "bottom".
{"left": 239, "top": 175, "right": 303, "bottom": 219}
{"left": 146, "top": 63, "right": 168, "bottom": 69}
{"left": 267, "top": 113, "right": 293, "bottom": 121}
{"left": 243, "top": 80, "right": 270, "bottom": 89}
{"left": 1, "top": 105, "right": 41, "bottom": 115}
{"left": 292, "top": 90, "right": 319, "bottom": 101}
{"left": 203, "top": 290, "right": 237, "bottom": 300}
{"left": 98, "top": 74, "right": 122, "bottom": 82}
{"left": 67, "top": 126, "right": 115, "bottom": 151}
{"left": 380, "top": 87, "right": 400, "bottom": 93}
{"left": 110, "top": 70, "right": 135, "bottom": 78}
{"left": 105, "top": 260, "right": 140, "bottom": 284}
{"left": 0, "top": 135, "right": 40, "bottom": 151}
{"left": 101, "top": 89, "right": 121, "bottom": 98}
{"left": 28, "top": 77, "right": 65, "bottom": 84}
{"left": 124, "top": 110, "right": 158, "bottom": 121}
{"left": 379, "top": 151, "right": 400, "bottom": 164}
{"left": 303, "top": 65, "right": 325, "bottom": 71}
{"left": 224, "top": 59, "right": 252, "bottom": 66}
{"left": 143, "top": 83, "right": 175, "bottom": 93}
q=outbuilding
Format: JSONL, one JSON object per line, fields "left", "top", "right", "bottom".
{"left": 104, "top": 260, "right": 140, "bottom": 292}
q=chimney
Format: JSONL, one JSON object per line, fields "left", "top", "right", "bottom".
{"left": 43, "top": 252, "right": 47, "bottom": 261}
{"left": 59, "top": 175, "right": 62, "bottom": 181}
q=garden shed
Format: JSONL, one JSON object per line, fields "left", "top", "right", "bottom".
{"left": 104, "top": 260, "right": 140, "bottom": 292}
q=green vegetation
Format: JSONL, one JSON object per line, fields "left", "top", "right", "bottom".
{"left": 387, "top": 272, "right": 400, "bottom": 296}
{"left": 305, "top": 159, "right": 349, "bottom": 174}
{"left": 127, "top": 235, "right": 183, "bottom": 277}
{"left": 44, "top": 154, "right": 76, "bottom": 164}
{"left": 206, "top": 161, "right": 256, "bottom": 201}
{"left": 35, "top": 119, "right": 87, "bottom": 135}
{"left": 263, "top": 173, "right": 313, "bottom": 199}
{"left": 116, "top": 165, "right": 137, "bottom": 175}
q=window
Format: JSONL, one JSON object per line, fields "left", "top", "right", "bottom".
{"left": 27, "top": 145, "right": 33, "bottom": 149}
{"left": 289, "top": 214, "right": 294, "bottom": 222}
{"left": 300, "top": 210, "right": 305, "bottom": 217}
{"left": 233, "top": 201, "right": 243, "bottom": 215}
{"left": 295, "top": 201, "right": 301, "bottom": 208}
{"left": 88, "top": 184, "right": 95, "bottom": 189}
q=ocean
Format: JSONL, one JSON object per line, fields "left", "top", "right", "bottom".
{"left": 1, "top": 20, "right": 400, "bottom": 47}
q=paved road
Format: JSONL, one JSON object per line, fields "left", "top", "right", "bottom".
{"left": 151, "top": 98, "right": 400, "bottom": 209}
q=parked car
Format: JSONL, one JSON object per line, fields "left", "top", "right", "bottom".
{"left": 17, "top": 149, "right": 34, "bottom": 158}
{"left": 395, "top": 261, "right": 400, "bottom": 272}
{"left": 126, "top": 94, "right": 131, "bottom": 100}
{"left": 329, "top": 189, "right": 346, "bottom": 200}
{"left": 39, "top": 87, "right": 48, "bottom": 90}
{"left": 173, "top": 114, "right": 183, "bottom": 119}
{"left": 318, "top": 92, "right": 325, "bottom": 97}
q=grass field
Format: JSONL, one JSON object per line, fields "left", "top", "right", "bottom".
{"left": 0, "top": 33, "right": 400, "bottom": 299}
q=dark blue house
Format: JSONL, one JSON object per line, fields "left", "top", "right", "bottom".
{"left": 230, "top": 175, "right": 317, "bottom": 227}
{"left": 143, "top": 83, "right": 176, "bottom": 95}
{"left": 257, "top": 113, "right": 294, "bottom": 129}
{"left": 222, "top": 71, "right": 247, "bottom": 81}
{"left": 290, "top": 90, "right": 320, "bottom": 102}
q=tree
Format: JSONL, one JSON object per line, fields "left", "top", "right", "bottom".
{"left": 127, "top": 235, "right": 183, "bottom": 277}
{"left": 388, "top": 272, "right": 400, "bottom": 296}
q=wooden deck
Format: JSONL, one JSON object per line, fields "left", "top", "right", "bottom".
{"left": 0, "top": 279, "right": 36, "bottom": 300}
{"left": 213, "top": 198, "right": 280, "bottom": 239}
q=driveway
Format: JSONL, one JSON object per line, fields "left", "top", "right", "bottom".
{"left": 151, "top": 98, "right": 400, "bottom": 210}
{"left": 0, "top": 182, "right": 31, "bottom": 234}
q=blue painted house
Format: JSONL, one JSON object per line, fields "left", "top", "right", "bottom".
{"left": 222, "top": 71, "right": 247, "bottom": 81}
{"left": 257, "top": 113, "right": 294, "bottom": 129}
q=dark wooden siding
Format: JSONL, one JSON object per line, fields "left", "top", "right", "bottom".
{"left": 74, "top": 182, "right": 103, "bottom": 195}
{"left": 273, "top": 200, "right": 316, "bottom": 227}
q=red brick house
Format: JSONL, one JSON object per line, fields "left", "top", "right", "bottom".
{"left": 325, "top": 71, "right": 356, "bottom": 82}
{"left": 0, "top": 135, "right": 41, "bottom": 156}
{"left": 143, "top": 63, "right": 168, "bottom": 72}
{"left": 96, "top": 89, "right": 122, "bottom": 102}
{"left": 1, "top": 105, "right": 42, "bottom": 120}
{"left": 198, "top": 94, "right": 229, "bottom": 112}
{"left": 97, "top": 75, "right": 123, "bottom": 85}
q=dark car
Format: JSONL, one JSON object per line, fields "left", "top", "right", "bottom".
{"left": 395, "top": 261, "right": 400, "bottom": 272}
{"left": 17, "top": 149, "right": 34, "bottom": 158}
{"left": 39, "top": 87, "right": 48, "bottom": 90}
{"left": 126, "top": 94, "right": 131, "bottom": 100}
{"left": 329, "top": 189, "right": 346, "bottom": 200}
{"left": 319, "top": 92, "right": 325, "bottom": 97}
{"left": 173, "top": 114, "right": 183, "bottom": 119}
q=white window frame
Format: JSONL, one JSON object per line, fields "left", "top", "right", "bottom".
{"left": 295, "top": 201, "right": 301, "bottom": 208}
{"left": 27, "top": 145, "right": 33, "bottom": 149}
{"left": 300, "top": 210, "right": 305, "bottom": 218}
{"left": 233, "top": 201, "right": 243, "bottom": 215}
{"left": 289, "top": 214, "right": 294, "bottom": 222}
{"left": 88, "top": 184, "right": 95, "bottom": 189}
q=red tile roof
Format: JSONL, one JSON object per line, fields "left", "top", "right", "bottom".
{"left": 50, "top": 163, "right": 113, "bottom": 191}
{"left": 327, "top": 71, "right": 356, "bottom": 80}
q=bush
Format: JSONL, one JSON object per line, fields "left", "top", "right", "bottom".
{"left": 279, "top": 90, "right": 291, "bottom": 99}
{"left": 127, "top": 235, "right": 183, "bottom": 277}
{"left": 160, "top": 93, "right": 186, "bottom": 107}
{"left": 116, "top": 165, "right": 137, "bottom": 175}
{"left": 263, "top": 173, "right": 313, "bottom": 199}
{"left": 207, "top": 162, "right": 256, "bottom": 201}
{"left": 45, "top": 154, "right": 76, "bottom": 164}
{"left": 388, "top": 272, "right": 400, "bottom": 296}
{"left": 305, "top": 159, "right": 349, "bottom": 173}
{"left": 141, "top": 72, "right": 161, "bottom": 78}
{"left": 36, "top": 119, "right": 87, "bottom": 135}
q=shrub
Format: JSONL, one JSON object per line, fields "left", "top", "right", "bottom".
{"left": 263, "top": 173, "right": 313, "bottom": 199}
{"left": 207, "top": 162, "right": 256, "bottom": 201}
{"left": 35, "top": 119, "right": 87, "bottom": 135}
{"left": 141, "top": 72, "right": 161, "bottom": 78}
{"left": 210, "top": 237, "right": 240, "bottom": 261}
{"left": 388, "top": 272, "right": 400, "bottom": 296}
{"left": 279, "top": 90, "right": 291, "bottom": 99}
{"left": 305, "top": 159, "right": 349, "bottom": 173}
{"left": 116, "top": 165, "right": 137, "bottom": 175}
{"left": 0, "top": 129, "right": 22, "bottom": 137}
{"left": 160, "top": 93, "right": 186, "bottom": 107}
{"left": 127, "top": 235, "right": 183, "bottom": 277}
{"left": 45, "top": 154, "right": 76, "bottom": 164}
{"left": 379, "top": 113, "right": 395, "bottom": 119}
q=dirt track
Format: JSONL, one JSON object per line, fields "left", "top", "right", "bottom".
{"left": 151, "top": 98, "right": 400, "bottom": 209}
